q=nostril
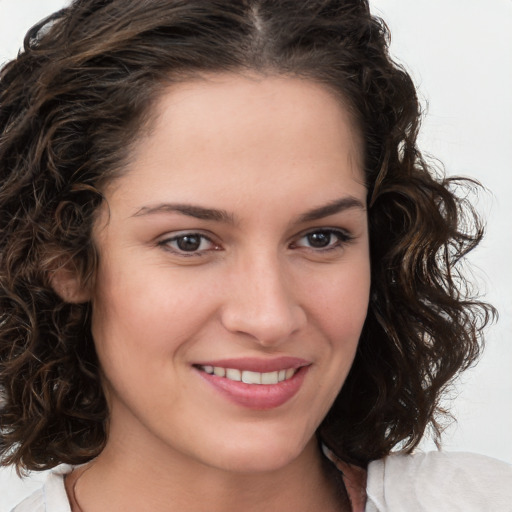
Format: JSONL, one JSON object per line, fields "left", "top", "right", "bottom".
{"left": 219, "top": 260, "right": 307, "bottom": 344}
{"left": 220, "top": 300, "right": 306, "bottom": 346}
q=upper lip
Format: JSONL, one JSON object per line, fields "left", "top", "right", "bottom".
{"left": 193, "top": 356, "right": 311, "bottom": 373}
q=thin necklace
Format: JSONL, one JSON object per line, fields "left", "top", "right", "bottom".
{"left": 68, "top": 452, "right": 356, "bottom": 512}
{"left": 69, "top": 464, "right": 93, "bottom": 512}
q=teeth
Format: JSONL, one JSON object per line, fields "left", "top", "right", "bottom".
{"left": 242, "top": 370, "right": 261, "bottom": 384}
{"left": 200, "top": 365, "right": 297, "bottom": 384}
{"left": 213, "top": 367, "right": 225, "bottom": 377}
{"left": 261, "top": 371, "right": 278, "bottom": 384}
{"left": 226, "top": 368, "right": 241, "bottom": 381}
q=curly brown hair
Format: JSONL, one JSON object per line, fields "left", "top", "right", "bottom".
{"left": 0, "top": 0, "right": 495, "bottom": 472}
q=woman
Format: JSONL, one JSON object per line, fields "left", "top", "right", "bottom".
{"left": 1, "top": 0, "right": 510, "bottom": 511}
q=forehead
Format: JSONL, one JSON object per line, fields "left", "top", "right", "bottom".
{"left": 136, "top": 73, "right": 362, "bottom": 165}
{"left": 102, "top": 73, "right": 366, "bottom": 214}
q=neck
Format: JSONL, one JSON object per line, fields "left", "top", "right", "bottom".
{"left": 66, "top": 436, "right": 347, "bottom": 512}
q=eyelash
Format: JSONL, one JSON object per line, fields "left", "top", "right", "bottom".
{"left": 291, "top": 228, "right": 354, "bottom": 252}
{"left": 158, "top": 228, "right": 353, "bottom": 256}
{"left": 158, "top": 232, "right": 219, "bottom": 256}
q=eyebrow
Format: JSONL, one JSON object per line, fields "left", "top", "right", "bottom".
{"left": 132, "top": 203, "right": 235, "bottom": 223}
{"left": 297, "top": 196, "right": 366, "bottom": 223}
{"left": 132, "top": 196, "right": 365, "bottom": 224}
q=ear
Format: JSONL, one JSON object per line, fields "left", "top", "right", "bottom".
{"left": 50, "top": 265, "right": 92, "bottom": 304}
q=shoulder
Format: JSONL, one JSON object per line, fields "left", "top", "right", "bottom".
{"left": 9, "top": 465, "right": 73, "bottom": 512}
{"left": 366, "top": 451, "right": 512, "bottom": 512}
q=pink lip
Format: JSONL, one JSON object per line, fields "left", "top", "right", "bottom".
{"left": 193, "top": 357, "right": 311, "bottom": 410}
{"left": 193, "top": 356, "right": 310, "bottom": 373}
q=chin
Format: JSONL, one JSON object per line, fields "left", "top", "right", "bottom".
{"left": 200, "top": 431, "right": 315, "bottom": 474}
{"left": 213, "top": 452, "right": 299, "bottom": 474}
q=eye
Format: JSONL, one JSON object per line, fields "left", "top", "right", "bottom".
{"left": 292, "top": 229, "right": 352, "bottom": 251}
{"left": 159, "top": 232, "right": 219, "bottom": 255}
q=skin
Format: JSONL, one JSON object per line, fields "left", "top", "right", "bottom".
{"left": 66, "top": 74, "right": 370, "bottom": 512}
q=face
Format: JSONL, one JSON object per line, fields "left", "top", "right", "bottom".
{"left": 90, "top": 74, "right": 370, "bottom": 473}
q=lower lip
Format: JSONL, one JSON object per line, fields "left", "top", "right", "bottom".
{"left": 195, "top": 366, "right": 309, "bottom": 410}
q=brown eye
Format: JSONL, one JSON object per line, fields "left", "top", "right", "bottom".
{"left": 160, "top": 232, "right": 218, "bottom": 255}
{"left": 294, "top": 229, "right": 352, "bottom": 251}
{"left": 176, "top": 235, "right": 202, "bottom": 252}
{"left": 306, "top": 231, "right": 332, "bottom": 248}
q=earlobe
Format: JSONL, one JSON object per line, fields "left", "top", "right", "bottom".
{"left": 50, "top": 266, "right": 91, "bottom": 304}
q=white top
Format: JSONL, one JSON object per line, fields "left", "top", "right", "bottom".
{"left": 365, "top": 451, "right": 512, "bottom": 511}
{"left": 8, "top": 452, "right": 512, "bottom": 512}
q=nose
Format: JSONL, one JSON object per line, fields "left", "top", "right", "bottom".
{"left": 220, "top": 253, "right": 307, "bottom": 346}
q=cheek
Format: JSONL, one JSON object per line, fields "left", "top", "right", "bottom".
{"left": 306, "top": 259, "right": 371, "bottom": 342}
{"left": 89, "top": 262, "right": 216, "bottom": 370}
{"left": 296, "top": 259, "right": 370, "bottom": 429}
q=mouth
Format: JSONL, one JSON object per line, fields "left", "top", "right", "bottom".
{"left": 193, "top": 357, "right": 311, "bottom": 410}
{"left": 196, "top": 365, "right": 298, "bottom": 385}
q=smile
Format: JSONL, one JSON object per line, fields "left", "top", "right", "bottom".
{"left": 198, "top": 365, "right": 297, "bottom": 385}
{"left": 194, "top": 357, "right": 311, "bottom": 409}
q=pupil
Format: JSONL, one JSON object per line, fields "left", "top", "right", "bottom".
{"left": 177, "top": 235, "right": 201, "bottom": 251}
{"left": 308, "top": 232, "right": 331, "bottom": 248}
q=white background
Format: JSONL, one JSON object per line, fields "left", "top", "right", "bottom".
{"left": 0, "top": 0, "right": 511, "bottom": 509}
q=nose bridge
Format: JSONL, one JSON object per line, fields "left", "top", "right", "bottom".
{"left": 220, "top": 247, "right": 305, "bottom": 345}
